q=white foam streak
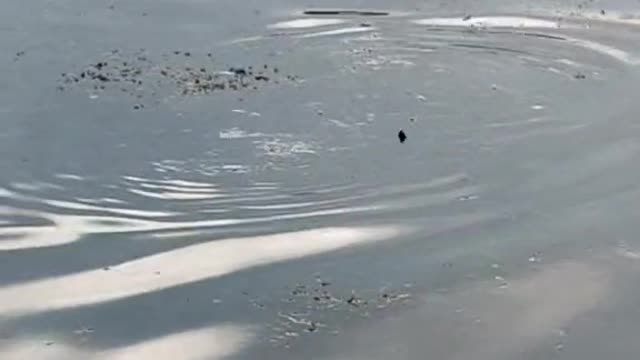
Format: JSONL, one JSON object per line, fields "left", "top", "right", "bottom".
{"left": 414, "top": 16, "right": 562, "bottom": 28}
{"left": 300, "top": 27, "right": 375, "bottom": 38}
{"left": 128, "top": 189, "right": 221, "bottom": 201}
{"left": 269, "top": 18, "right": 345, "bottom": 29}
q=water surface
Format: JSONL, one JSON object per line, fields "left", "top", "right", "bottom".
{"left": 3, "top": 1, "right": 640, "bottom": 359}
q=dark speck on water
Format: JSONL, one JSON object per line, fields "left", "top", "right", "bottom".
{"left": 230, "top": 67, "right": 247, "bottom": 76}
{"left": 398, "top": 130, "right": 407, "bottom": 143}
{"left": 303, "top": 10, "right": 389, "bottom": 16}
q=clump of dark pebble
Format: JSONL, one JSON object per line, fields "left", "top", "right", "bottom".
{"left": 58, "top": 49, "right": 300, "bottom": 108}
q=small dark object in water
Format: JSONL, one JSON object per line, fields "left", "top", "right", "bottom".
{"left": 360, "top": 22, "right": 372, "bottom": 27}
{"left": 574, "top": 73, "right": 586, "bottom": 79}
{"left": 320, "top": 281, "right": 331, "bottom": 287}
{"left": 398, "top": 130, "right": 407, "bottom": 143}
{"left": 229, "top": 67, "right": 247, "bottom": 76}
{"left": 463, "top": 14, "right": 472, "bottom": 21}
{"left": 303, "top": 10, "right": 389, "bottom": 16}
{"left": 601, "top": 9, "right": 606, "bottom": 15}
{"left": 347, "top": 294, "right": 363, "bottom": 306}
{"left": 255, "top": 75, "right": 270, "bottom": 81}
{"left": 184, "top": 52, "right": 191, "bottom": 57}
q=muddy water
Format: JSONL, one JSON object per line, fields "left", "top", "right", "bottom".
{"left": 3, "top": 1, "right": 640, "bottom": 359}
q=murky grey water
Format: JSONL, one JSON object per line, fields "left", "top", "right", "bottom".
{"left": 3, "top": 1, "right": 640, "bottom": 359}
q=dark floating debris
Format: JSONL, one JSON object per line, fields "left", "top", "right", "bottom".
{"left": 262, "top": 278, "right": 412, "bottom": 347}
{"left": 346, "top": 294, "right": 365, "bottom": 307}
{"left": 229, "top": 67, "right": 247, "bottom": 76}
{"left": 574, "top": 72, "right": 586, "bottom": 79}
{"left": 59, "top": 50, "right": 300, "bottom": 107}
{"left": 522, "top": 32, "right": 566, "bottom": 41}
{"left": 13, "top": 50, "right": 26, "bottom": 61}
{"left": 398, "top": 130, "right": 407, "bottom": 143}
{"left": 306, "top": 322, "right": 317, "bottom": 333}
{"left": 462, "top": 14, "right": 473, "bottom": 21}
{"left": 303, "top": 9, "right": 389, "bottom": 16}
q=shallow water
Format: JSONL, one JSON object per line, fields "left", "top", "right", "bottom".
{"left": 3, "top": 1, "right": 640, "bottom": 359}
